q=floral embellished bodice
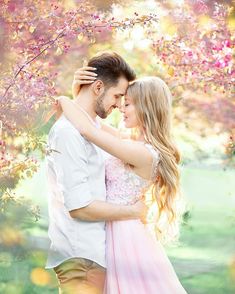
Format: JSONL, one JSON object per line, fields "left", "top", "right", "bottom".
{"left": 105, "top": 144, "right": 160, "bottom": 205}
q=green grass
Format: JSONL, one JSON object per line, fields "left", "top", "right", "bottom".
{"left": 1, "top": 164, "right": 234, "bottom": 293}
{"left": 166, "top": 167, "right": 235, "bottom": 294}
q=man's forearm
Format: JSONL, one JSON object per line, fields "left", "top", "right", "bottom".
{"left": 69, "top": 200, "right": 139, "bottom": 221}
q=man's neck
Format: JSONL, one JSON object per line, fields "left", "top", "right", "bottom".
{"left": 73, "top": 90, "right": 97, "bottom": 120}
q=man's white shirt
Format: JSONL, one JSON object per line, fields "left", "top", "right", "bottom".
{"left": 46, "top": 115, "right": 106, "bottom": 269}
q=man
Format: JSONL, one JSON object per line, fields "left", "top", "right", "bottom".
{"left": 46, "top": 52, "right": 147, "bottom": 294}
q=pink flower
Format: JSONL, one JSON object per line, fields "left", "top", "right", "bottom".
{"left": 192, "top": 0, "right": 208, "bottom": 14}
{"left": 212, "top": 45, "right": 222, "bottom": 51}
{"left": 224, "top": 40, "right": 231, "bottom": 48}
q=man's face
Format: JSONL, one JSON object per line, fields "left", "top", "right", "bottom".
{"left": 94, "top": 76, "right": 129, "bottom": 119}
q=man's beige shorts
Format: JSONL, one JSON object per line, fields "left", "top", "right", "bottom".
{"left": 54, "top": 258, "right": 106, "bottom": 294}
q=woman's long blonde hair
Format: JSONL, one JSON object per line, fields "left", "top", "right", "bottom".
{"left": 127, "top": 77, "right": 182, "bottom": 242}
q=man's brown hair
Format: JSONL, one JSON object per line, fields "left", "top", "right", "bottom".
{"left": 88, "top": 51, "right": 136, "bottom": 87}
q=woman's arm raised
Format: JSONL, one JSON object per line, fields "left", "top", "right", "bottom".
{"left": 100, "top": 122, "right": 130, "bottom": 139}
{"left": 59, "top": 96, "right": 152, "bottom": 169}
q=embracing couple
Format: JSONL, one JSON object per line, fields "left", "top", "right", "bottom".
{"left": 46, "top": 51, "right": 187, "bottom": 294}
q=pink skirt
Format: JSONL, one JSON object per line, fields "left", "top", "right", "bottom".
{"left": 104, "top": 219, "right": 187, "bottom": 294}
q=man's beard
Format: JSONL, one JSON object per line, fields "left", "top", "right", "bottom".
{"left": 94, "top": 92, "right": 109, "bottom": 119}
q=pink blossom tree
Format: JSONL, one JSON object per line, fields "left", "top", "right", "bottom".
{"left": 0, "top": 0, "right": 234, "bottom": 243}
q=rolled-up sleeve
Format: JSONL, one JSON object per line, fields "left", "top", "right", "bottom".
{"left": 51, "top": 127, "right": 93, "bottom": 211}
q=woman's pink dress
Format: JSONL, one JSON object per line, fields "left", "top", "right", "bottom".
{"left": 104, "top": 144, "right": 187, "bottom": 294}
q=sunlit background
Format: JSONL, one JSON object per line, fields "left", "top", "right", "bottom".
{"left": 0, "top": 0, "right": 234, "bottom": 293}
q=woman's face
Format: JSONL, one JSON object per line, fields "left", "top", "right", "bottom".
{"left": 121, "top": 95, "right": 139, "bottom": 128}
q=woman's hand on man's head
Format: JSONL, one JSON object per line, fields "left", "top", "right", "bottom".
{"left": 72, "top": 66, "right": 97, "bottom": 99}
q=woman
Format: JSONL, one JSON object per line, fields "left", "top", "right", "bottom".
{"left": 58, "top": 72, "right": 187, "bottom": 293}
